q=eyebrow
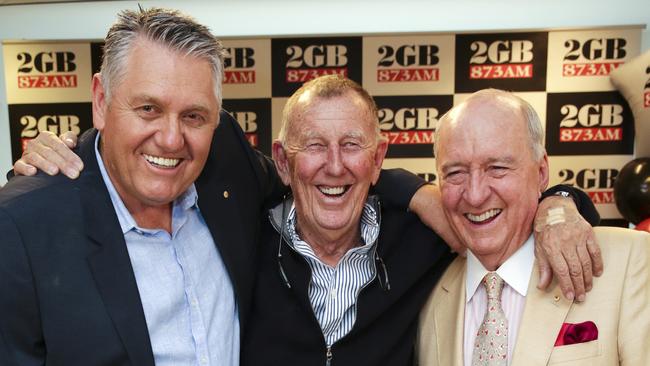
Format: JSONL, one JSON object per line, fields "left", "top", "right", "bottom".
{"left": 130, "top": 94, "right": 212, "bottom": 114}
{"left": 439, "top": 155, "right": 517, "bottom": 172}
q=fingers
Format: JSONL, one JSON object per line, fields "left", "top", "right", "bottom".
{"left": 535, "top": 248, "right": 552, "bottom": 290}
{"left": 19, "top": 149, "right": 60, "bottom": 176}
{"left": 533, "top": 228, "right": 576, "bottom": 301}
{"left": 586, "top": 232, "right": 603, "bottom": 276}
{"left": 22, "top": 132, "right": 82, "bottom": 179}
{"left": 576, "top": 240, "right": 593, "bottom": 292}
{"left": 46, "top": 132, "right": 83, "bottom": 175}
{"left": 562, "top": 247, "right": 586, "bottom": 302}
{"left": 60, "top": 131, "right": 79, "bottom": 148}
{"left": 547, "top": 250, "right": 574, "bottom": 301}
{"left": 23, "top": 136, "right": 66, "bottom": 175}
{"left": 12, "top": 159, "right": 37, "bottom": 176}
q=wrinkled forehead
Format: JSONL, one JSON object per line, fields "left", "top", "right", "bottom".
{"left": 436, "top": 99, "right": 529, "bottom": 164}
{"left": 443, "top": 98, "right": 525, "bottom": 138}
{"left": 290, "top": 94, "right": 376, "bottom": 138}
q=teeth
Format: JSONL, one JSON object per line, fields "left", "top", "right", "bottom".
{"left": 466, "top": 209, "right": 501, "bottom": 223}
{"left": 143, "top": 153, "right": 180, "bottom": 168}
{"left": 319, "top": 186, "right": 345, "bottom": 195}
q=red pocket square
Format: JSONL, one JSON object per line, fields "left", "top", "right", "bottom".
{"left": 554, "top": 321, "right": 598, "bottom": 347}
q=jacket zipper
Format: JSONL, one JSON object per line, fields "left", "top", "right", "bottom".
{"left": 324, "top": 199, "right": 383, "bottom": 366}
{"left": 325, "top": 346, "right": 333, "bottom": 366}
{"left": 270, "top": 212, "right": 334, "bottom": 365}
{"left": 270, "top": 199, "right": 383, "bottom": 366}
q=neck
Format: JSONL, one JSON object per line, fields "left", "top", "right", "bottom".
{"left": 475, "top": 235, "right": 531, "bottom": 271}
{"left": 124, "top": 199, "right": 173, "bottom": 233}
{"left": 297, "top": 223, "right": 361, "bottom": 267}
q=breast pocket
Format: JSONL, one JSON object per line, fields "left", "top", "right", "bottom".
{"left": 547, "top": 340, "right": 601, "bottom": 364}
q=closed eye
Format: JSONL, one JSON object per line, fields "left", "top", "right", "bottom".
{"left": 489, "top": 165, "right": 510, "bottom": 177}
{"left": 341, "top": 141, "right": 363, "bottom": 151}
{"left": 305, "top": 143, "right": 326, "bottom": 152}
{"left": 443, "top": 170, "right": 466, "bottom": 184}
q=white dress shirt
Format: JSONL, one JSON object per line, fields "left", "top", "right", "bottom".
{"left": 463, "top": 235, "right": 535, "bottom": 366}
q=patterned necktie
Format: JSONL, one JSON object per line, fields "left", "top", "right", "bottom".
{"left": 472, "top": 272, "right": 508, "bottom": 366}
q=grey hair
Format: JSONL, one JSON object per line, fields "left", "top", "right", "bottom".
{"left": 100, "top": 7, "right": 225, "bottom": 105}
{"left": 278, "top": 74, "right": 383, "bottom": 144}
{"left": 434, "top": 88, "right": 545, "bottom": 161}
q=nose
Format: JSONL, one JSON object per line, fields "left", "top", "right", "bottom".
{"left": 156, "top": 116, "right": 184, "bottom": 152}
{"left": 464, "top": 171, "right": 490, "bottom": 207}
{"left": 325, "top": 145, "right": 344, "bottom": 176}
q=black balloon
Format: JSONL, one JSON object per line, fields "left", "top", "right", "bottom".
{"left": 614, "top": 158, "right": 650, "bottom": 224}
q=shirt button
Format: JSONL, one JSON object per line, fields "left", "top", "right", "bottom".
{"left": 200, "top": 357, "right": 208, "bottom": 364}
{"left": 330, "top": 288, "right": 337, "bottom": 299}
{"left": 192, "top": 299, "right": 199, "bottom": 307}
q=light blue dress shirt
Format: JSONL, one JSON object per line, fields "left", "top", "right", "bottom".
{"left": 95, "top": 134, "right": 239, "bottom": 366}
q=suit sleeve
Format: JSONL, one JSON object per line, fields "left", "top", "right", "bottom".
{"left": 540, "top": 184, "right": 600, "bottom": 226}
{"left": 618, "top": 233, "right": 650, "bottom": 365}
{"left": 373, "top": 168, "right": 427, "bottom": 209}
{"left": 0, "top": 208, "right": 45, "bottom": 365}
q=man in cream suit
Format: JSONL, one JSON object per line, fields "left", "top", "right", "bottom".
{"left": 417, "top": 89, "right": 650, "bottom": 365}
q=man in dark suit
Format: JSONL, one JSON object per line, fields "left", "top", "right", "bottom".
{"left": 0, "top": 8, "right": 282, "bottom": 366}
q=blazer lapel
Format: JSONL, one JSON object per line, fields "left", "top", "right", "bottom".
{"left": 434, "top": 258, "right": 466, "bottom": 366}
{"left": 79, "top": 130, "right": 155, "bottom": 366}
{"left": 195, "top": 115, "right": 254, "bottom": 330}
{"left": 511, "top": 262, "right": 572, "bottom": 366}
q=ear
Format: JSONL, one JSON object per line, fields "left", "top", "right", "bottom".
{"left": 538, "top": 153, "right": 550, "bottom": 192}
{"left": 91, "top": 73, "right": 108, "bottom": 131}
{"left": 371, "top": 138, "right": 388, "bottom": 185}
{"left": 272, "top": 140, "right": 292, "bottom": 186}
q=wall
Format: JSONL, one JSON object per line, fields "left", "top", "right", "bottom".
{"left": 1, "top": 0, "right": 648, "bottom": 184}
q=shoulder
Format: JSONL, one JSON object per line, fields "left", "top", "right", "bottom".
{"left": 1, "top": 173, "right": 77, "bottom": 206}
{"left": 593, "top": 226, "right": 650, "bottom": 264}
{"left": 593, "top": 226, "right": 649, "bottom": 246}
{"left": 585, "top": 227, "right": 650, "bottom": 299}
{"left": 0, "top": 172, "right": 81, "bottom": 224}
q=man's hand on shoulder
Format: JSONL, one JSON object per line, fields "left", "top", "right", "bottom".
{"left": 14, "top": 131, "right": 82, "bottom": 179}
{"left": 533, "top": 195, "right": 603, "bottom": 302}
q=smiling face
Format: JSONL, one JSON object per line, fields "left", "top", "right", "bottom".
{"left": 93, "top": 38, "right": 220, "bottom": 214}
{"left": 273, "top": 90, "right": 387, "bottom": 248}
{"left": 435, "top": 95, "right": 548, "bottom": 270}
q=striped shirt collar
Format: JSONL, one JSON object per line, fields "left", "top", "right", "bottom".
{"left": 280, "top": 197, "right": 382, "bottom": 346}
{"left": 284, "top": 199, "right": 381, "bottom": 263}
{"left": 94, "top": 132, "right": 198, "bottom": 234}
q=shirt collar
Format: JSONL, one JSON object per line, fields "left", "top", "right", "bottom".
{"left": 94, "top": 133, "right": 198, "bottom": 235}
{"left": 284, "top": 199, "right": 380, "bottom": 256}
{"left": 466, "top": 234, "right": 535, "bottom": 302}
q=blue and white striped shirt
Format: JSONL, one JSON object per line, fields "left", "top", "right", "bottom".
{"left": 285, "top": 201, "right": 380, "bottom": 346}
{"left": 95, "top": 134, "right": 239, "bottom": 366}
